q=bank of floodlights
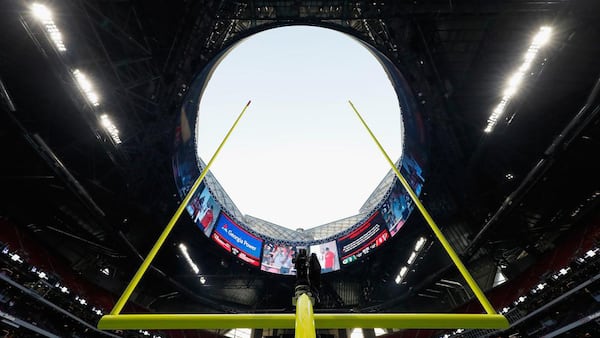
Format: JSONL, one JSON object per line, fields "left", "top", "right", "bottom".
{"left": 395, "top": 236, "right": 427, "bottom": 284}
{"left": 100, "top": 114, "right": 122, "bottom": 144}
{"left": 30, "top": 3, "right": 123, "bottom": 146}
{"left": 485, "top": 26, "right": 552, "bottom": 133}
{"left": 31, "top": 3, "right": 66, "bottom": 52}
{"left": 178, "top": 243, "right": 200, "bottom": 275}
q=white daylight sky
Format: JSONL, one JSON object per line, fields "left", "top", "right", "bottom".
{"left": 196, "top": 26, "right": 403, "bottom": 229}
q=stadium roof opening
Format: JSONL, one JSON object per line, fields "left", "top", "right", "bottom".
{"left": 196, "top": 26, "right": 404, "bottom": 230}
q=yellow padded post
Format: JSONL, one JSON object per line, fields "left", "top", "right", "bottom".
{"left": 109, "top": 101, "right": 251, "bottom": 315}
{"left": 348, "top": 100, "right": 496, "bottom": 315}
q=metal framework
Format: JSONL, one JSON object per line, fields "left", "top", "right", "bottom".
{"left": 97, "top": 101, "right": 508, "bottom": 333}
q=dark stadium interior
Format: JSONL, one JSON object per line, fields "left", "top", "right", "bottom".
{"left": 1, "top": 1, "right": 599, "bottom": 337}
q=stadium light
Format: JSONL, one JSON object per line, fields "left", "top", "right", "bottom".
{"left": 31, "top": 3, "right": 52, "bottom": 21}
{"left": 407, "top": 252, "right": 417, "bottom": 265}
{"left": 73, "top": 69, "right": 100, "bottom": 106}
{"left": 585, "top": 249, "right": 597, "bottom": 258}
{"left": 179, "top": 243, "right": 200, "bottom": 274}
{"left": 395, "top": 266, "right": 408, "bottom": 284}
{"left": 414, "top": 237, "right": 426, "bottom": 251}
{"left": 9, "top": 253, "right": 23, "bottom": 263}
{"left": 485, "top": 26, "right": 552, "bottom": 133}
{"left": 75, "top": 296, "right": 88, "bottom": 305}
{"left": 532, "top": 26, "right": 552, "bottom": 47}
{"left": 100, "top": 114, "right": 122, "bottom": 144}
{"left": 31, "top": 3, "right": 67, "bottom": 52}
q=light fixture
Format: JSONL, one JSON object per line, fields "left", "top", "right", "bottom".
{"left": 585, "top": 249, "right": 597, "bottom": 258}
{"left": 395, "top": 266, "right": 408, "bottom": 284}
{"left": 407, "top": 252, "right": 417, "bottom": 264}
{"left": 179, "top": 243, "right": 200, "bottom": 274}
{"left": 374, "top": 328, "right": 386, "bottom": 337}
{"left": 9, "top": 253, "right": 23, "bottom": 263}
{"left": 31, "top": 3, "right": 52, "bottom": 21}
{"left": 100, "top": 114, "right": 122, "bottom": 144}
{"left": 485, "top": 26, "right": 552, "bottom": 133}
{"left": 31, "top": 4, "right": 67, "bottom": 52}
{"left": 73, "top": 69, "right": 100, "bottom": 106}
{"left": 532, "top": 26, "right": 552, "bottom": 47}
{"left": 199, "top": 276, "right": 206, "bottom": 284}
{"left": 76, "top": 296, "right": 87, "bottom": 305}
{"left": 414, "top": 237, "right": 426, "bottom": 251}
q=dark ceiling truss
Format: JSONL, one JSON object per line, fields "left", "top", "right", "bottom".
{"left": 18, "top": 17, "right": 124, "bottom": 166}
{"left": 72, "top": 0, "right": 161, "bottom": 121}
{"left": 29, "top": 0, "right": 192, "bottom": 212}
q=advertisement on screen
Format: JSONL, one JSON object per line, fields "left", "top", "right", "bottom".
{"left": 261, "top": 242, "right": 303, "bottom": 275}
{"left": 185, "top": 185, "right": 221, "bottom": 237}
{"left": 212, "top": 213, "right": 262, "bottom": 266}
{"left": 337, "top": 211, "right": 390, "bottom": 266}
{"left": 381, "top": 154, "right": 425, "bottom": 237}
{"left": 309, "top": 241, "right": 340, "bottom": 273}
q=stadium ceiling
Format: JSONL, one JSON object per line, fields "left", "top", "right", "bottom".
{"left": 1, "top": 0, "right": 599, "bottom": 314}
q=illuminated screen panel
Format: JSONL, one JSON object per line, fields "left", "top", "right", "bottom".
{"left": 261, "top": 242, "right": 304, "bottom": 275}
{"left": 212, "top": 213, "right": 262, "bottom": 266}
{"left": 309, "top": 240, "right": 340, "bottom": 273}
{"left": 380, "top": 154, "right": 425, "bottom": 237}
{"left": 185, "top": 185, "right": 222, "bottom": 237}
{"left": 337, "top": 211, "right": 390, "bottom": 266}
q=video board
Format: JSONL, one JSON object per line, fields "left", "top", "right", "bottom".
{"left": 260, "top": 242, "right": 304, "bottom": 275}
{"left": 380, "top": 154, "right": 425, "bottom": 237}
{"left": 185, "top": 185, "right": 222, "bottom": 237}
{"left": 337, "top": 211, "right": 390, "bottom": 266}
{"left": 309, "top": 240, "right": 340, "bottom": 273}
{"left": 212, "top": 213, "right": 262, "bottom": 266}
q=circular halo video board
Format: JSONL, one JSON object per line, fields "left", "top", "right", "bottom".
{"left": 173, "top": 26, "right": 428, "bottom": 275}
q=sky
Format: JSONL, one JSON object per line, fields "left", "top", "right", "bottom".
{"left": 196, "top": 26, "right": 403, "bottom": 230}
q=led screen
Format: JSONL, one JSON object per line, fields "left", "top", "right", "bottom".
{"left": 380, "top": 154, "right": 425, "bottom": 237}
{"left": 212, "top": 213, "right": 262, "bottom": 266}
{"left": 337, "top": 211, "right": 390, "bottom": 266}
{"left": 261, "top": 242, "right": 304, "bottom": 275}
{"left": 185, "top": 185, "right": 222, "bottom": 237}
{"left": 309, "top": 240, "right": 340, "bottom": 273}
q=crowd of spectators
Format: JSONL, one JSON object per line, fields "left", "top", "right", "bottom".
{"left": 441, "top": 246, "right": 600, "bottom": 338}
{"left": 0, "top": 242, "right": 162, "bottom": 338}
